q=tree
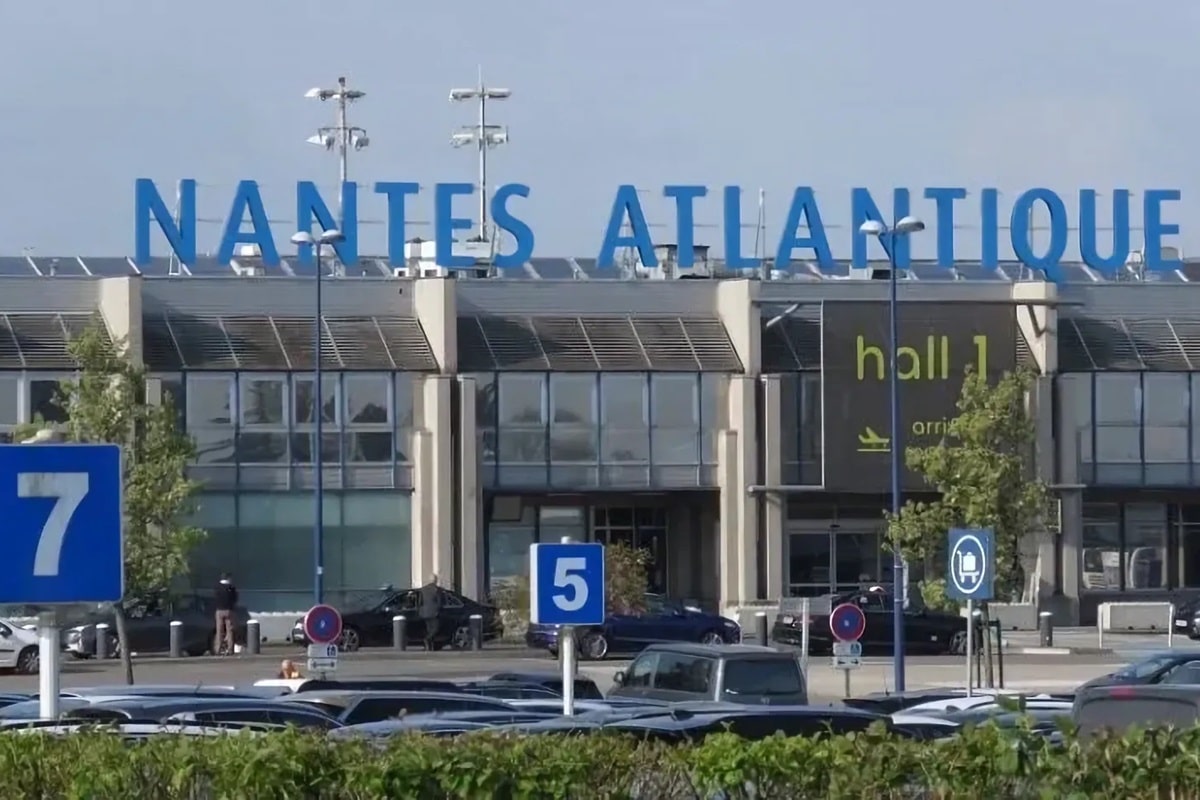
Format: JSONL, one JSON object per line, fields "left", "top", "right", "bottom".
{"left": 886, "top": 366, "right": 1050, "bottom": 685}
{"left": 20, "top": 328, "right": 205, "bottom": 684}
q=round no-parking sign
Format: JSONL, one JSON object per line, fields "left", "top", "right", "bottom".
{"left": 829, "top": 603, "right": 867, "bottom": 642}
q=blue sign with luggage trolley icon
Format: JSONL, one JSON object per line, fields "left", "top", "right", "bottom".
{"left": 946, "top": 528, "right": 994, "bottom": 602}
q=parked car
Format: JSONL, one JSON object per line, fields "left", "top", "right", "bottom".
{"left": 0, "top": 618, "right": 39, "bottom": 674}
{"left": 1076, "top": 650, "right": 1200, "bottom": 690}
{"left": 772, "top": 590, "right": 970, "bottom": 655}
{"left": 606, "top": 704, "right": 887, "bottom": 742}
{"left": 280, "top": 690, "right": 515, "bottom": 725}
{"left": 1073, "top": 684, "right": 1200, "bottom": 736}
{"left": 253, "top": 678, "right": 462, "bottom": 696}
{"left": 67, "top": 697, "right": 343, "bottom": 731}
{"left": 290, "top": 587, "right": 503, "bottom": 652}
{"left": 487, "top": 671, "right": 605, "bottom": 700}
{"left": 609, "top": 643, "right": 808, "bottom": 706}
{"left": 525, "top": 594, "right": 742, "bottom": 660}
{"left": 1173, "top": 599, "right": 1200, "bottom": 640}
{"left": 62, "top": 595, "right": 250, "bottom": 659}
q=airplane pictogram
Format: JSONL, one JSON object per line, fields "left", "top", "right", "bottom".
{"left": 856, "top": 426, "right": 890, "bottom": 453}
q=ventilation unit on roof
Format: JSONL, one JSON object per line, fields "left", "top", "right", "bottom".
{"left": 230, "top": 243, "right": 265, "bottom": 277}
{"left": 847, "top": 264, "right": 905, "bottom": 281}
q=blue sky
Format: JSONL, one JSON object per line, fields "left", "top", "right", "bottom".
{"left": 4, "top": 0, "right": 1196, "bottom": 261}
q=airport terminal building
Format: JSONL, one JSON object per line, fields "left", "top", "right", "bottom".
{"left": 1, "top": 248, "right": 1198, "bottom": 624}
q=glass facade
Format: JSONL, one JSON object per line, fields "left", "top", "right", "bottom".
{"left": 778, "top": 372, "right": 823, "bottom": 485}
{"left": 471, "top": 372, "right": 726, "bottom": 489}
{"left": 0, "top": 371, "right": 79, "bottom": 442}
{"left": 1080, "top": 501, "right": 1200, "bottom": 592}
{"left": 1060, "top": 372, "right": 1199, "bottom": 486}
{"left": 164, "top": 371, "right": 415, "bottom": 612}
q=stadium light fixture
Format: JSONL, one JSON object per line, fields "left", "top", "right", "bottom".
{"left": 449, "top": 68, "right": 511, "bottom": 239}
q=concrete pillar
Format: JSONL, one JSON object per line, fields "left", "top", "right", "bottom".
{"left": 761, "top": 375, "right": 784, "bottom": 600}
{"left": 411, "top": 278, "right": 457, "bottom": 373}
{"left": 411, "top": 375, "right": 454, "bottom": 586}
{"left": 717, "top": 375, "right": 758, "bottom": 614}
{"left": 1011, "top": 281, "right": 1057, "bottom": 374}
{"left": 456, "top": 375, "right": 483, "bottom": 600}
{"left": 1055, "top": 374, "right": 1085, "bottom": 623}
{"left": 97, "top": 277, "right": 143, "bottom": 365}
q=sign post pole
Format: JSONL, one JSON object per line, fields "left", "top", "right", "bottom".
{"left": 946, "top": 527, "right": 994, "bottom": 699}
{"left": 302, "top": 604, "right": 343, "bottom": 677}
{"left": 37, "top": 609, "right": 59, "bottom": 720}
{"left": 965, "top": 598, "right": 974, "bottom": 697}
{"left": 829, "top": 602, "right": 866, "bottom": 698}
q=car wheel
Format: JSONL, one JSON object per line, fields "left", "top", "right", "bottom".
{"left": 579, "top": 632, "right": 609, "bottom": 661}
{"left": 450, "top": 626, "right": 472, "bottom": 651}
{"left": 16, "top": 647, "right": 38, "bottom": 675}
{"left": 339, "top": 627, "right": 361, "bottom": 653}
{"left": 699, "top": 630, "right": 725, "bottom": 645}
{"left": 948, "top": 631, "right": 968, "bottom": 656}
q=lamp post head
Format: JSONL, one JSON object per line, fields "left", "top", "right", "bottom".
{"left": 317, "top": 229, "right": 346, "bottom": 245}
{"left": 859, "top": 219, "right": 887, "bottom": 237}
{"left": 290, "top": 231, "right": 315, "bottom": 246}
{"left": 894, "top": 216, "right": 926, "bottom": 235}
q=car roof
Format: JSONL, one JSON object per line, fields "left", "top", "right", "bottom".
{"left": 638, "top": 643, "right": 784, "bottom": 657}
{"left": 282, "top": 690, "right": 511, "bottom": 705}
{"left": 94, "top": 697, "right": 325, "bottom": 715}
{"left": 67, "top": 685, "right": 246, "bottom": 697}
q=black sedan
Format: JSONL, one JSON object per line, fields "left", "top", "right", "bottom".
{"left": 290, "top": 587, "right": 503, "bottom": 651}
{"left": 1173, "top": 598, "right": 1200, "bottom": 640}
{"left": 62, "top": 595, "right": 251, "bottom": 658}
{"left": 1077, "top": 650, "right": 1200, "bottom": 690}
{"left": 772, "top": 590, "right": 970, "bottom": 655}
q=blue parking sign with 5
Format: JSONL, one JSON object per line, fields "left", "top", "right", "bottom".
{"left": 0, "top": 443, "right": 124, "bottom": 605}
{"left": 529, "top": 542, "right": 606, "bottom": 626}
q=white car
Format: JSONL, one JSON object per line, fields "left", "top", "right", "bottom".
{"left": 0, "top": 619, "right": 38, "bottom": 674}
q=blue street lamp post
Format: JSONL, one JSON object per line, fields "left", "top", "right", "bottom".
{"left": 289, "top": 228, "right": 346, "bottom": 605}
{"left": 859, "top": 215, "right": 925, "bottom": 693}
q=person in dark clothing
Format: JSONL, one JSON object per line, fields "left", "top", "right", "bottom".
{"left": 213, "top": 573, "right": 239, "bottom": 655}
{"left": 418, "top": 574, "right": 443, "bottom": 651}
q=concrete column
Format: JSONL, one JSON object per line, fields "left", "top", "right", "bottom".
{"left": 97, "top": 277, "right": 143, "bottom": 365}
{"left": 761, "top": 375, "right": 784, "bottom": 600}
{"left": 1055, "top": 375, "right": 1085, "bottom": 623}
{"left": 411, "top": 375, "right": 454, "bottom": 586}
{"left": 717, "top": 375, "right": 758, "bottom": 613}
{"left": 1011, "top": 281, "right": 1058, "bottom": 374}
{"left": 456, "top": 375, "right": 483, "bottom": 601}
{"left": 411, "top": 278, "right": 457, "bottom": 373}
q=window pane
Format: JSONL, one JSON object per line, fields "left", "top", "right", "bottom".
{"left": 488, "top": 524, "right": 534, "bottom": 587}
{"left": 472, "top": 373, "right": 496, "bottom": 427}
{"left": 30, "top": 378, "right": 68, "bottom": 424}
{"left": 237, "top": 431, "right": 288, "bottom": 463}
{"left": 602, "top": 428, "right": 649, "bottom": 463}
{"left": 1125, "top": 503, "right": 1167, "bottom": 590}
{"left": 1095, "top": 373, "right": 1139, "bottom": 424}
{"left": 0, "top": 375, "right": 19, "bottom": 424}
{"left": 1144, "top": 374, "right": 1187, "bottom": 426}
{"left": 346, "top": 431, "right": 393, "bottom": 463}
{"left": 652, "top": 428, "right": 698, "bottom": 464}
{"left": 1081, "top": 504, "right": 1120, "bottom": 591}
{"left": 601, "top": 374, "right": 646, "bottom": 424}
{"left": 650, "top": 374, "right": 697, "bottom": 428}
{"left": 192, "top": 429, "right": 236, "bottom": 465}
{"left": 550, "top": 374, "right": 596, "bottom": 424}
{"left": 550, "top": 426, "right": 596, "bottom": 462}
{"left": 345, "top": 374, "right": 390, "bottom": 425}
{"left": 1057, "top": 374, "right": 1093, "bottom": 464}
{"left": 187, "top": 375, "right": 233, "bottom": 425}
{"left": 700, "top": 373, "right": 727, "bottom": 430}
{"left": 498, "top": 374, "right": 545, "bottom": 425}
{"left": 241, "top": 377, "right": 286, "bottom": 425}
{"left": 290, "top": 433, "right": 341, "bottom": 463}
{"left": 394, "top": 373, "right": 414, "bottom": 428}
{"left": 498, "top": 429, "right": 545, "bottom": 463}
{"left": 293, "top": 376, "right": 336, "bottom": 425}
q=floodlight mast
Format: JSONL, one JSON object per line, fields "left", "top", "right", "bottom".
{"left": 304, "top": 76, "right": 369, "bottom": 228}
{"left": 449, "top": 67, "right": 511, "bottom": 239}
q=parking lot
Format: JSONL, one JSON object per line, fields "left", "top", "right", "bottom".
{"left": 0, "top": 645, "right": 1135, "bottom": 703}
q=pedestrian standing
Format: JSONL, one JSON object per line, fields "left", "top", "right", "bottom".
{"left": 419, "top": 574, "right": 443, "bottom": 651}
{"left": 213, "top": 572, "right": 239, "bottom": 656}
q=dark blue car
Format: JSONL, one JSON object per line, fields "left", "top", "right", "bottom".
{"left": 525, "top": 594, "right": 742, "bottom": 660}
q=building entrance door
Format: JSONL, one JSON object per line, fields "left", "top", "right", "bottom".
{"left": 593, "top": 506, "right": 668, "bottom": 594}
{"left": 785, "top": 521, "right": 889, "bottom": 597}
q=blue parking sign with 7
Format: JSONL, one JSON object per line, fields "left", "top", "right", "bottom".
{"left": 529, "top": 542, "right": 606, "bottom": 626}
{"left": 0, "top": 443, "right": 123, "bottom": 605}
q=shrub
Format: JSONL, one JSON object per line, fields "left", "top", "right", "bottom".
{"left": 12, "top": 724, "right": 1200, "bottom": 798}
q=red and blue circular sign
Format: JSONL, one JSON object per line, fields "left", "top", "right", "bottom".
{"left": 303, "top": 604, "right": 343, "bottom": 645}
{"left": 829, "top": 603, "right": 867, "bottom": 642}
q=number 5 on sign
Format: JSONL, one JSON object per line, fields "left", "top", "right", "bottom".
{"left": 530, "top": 543, "right": 606, "bottom": 626}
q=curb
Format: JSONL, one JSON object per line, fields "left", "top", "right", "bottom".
{"left": 1004, "top": 646, "right": 1113, "bottom": 656}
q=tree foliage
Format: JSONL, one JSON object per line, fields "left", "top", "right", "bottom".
{"left": 886, "top": 367, "right": 1049, "bottom": 601}
{"left": 22, "top": 328, "right": 205, "bottom": 680}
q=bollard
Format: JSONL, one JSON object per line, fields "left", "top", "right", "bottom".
{"left": 469, "top": 614, "right": 483, "bottom": 651}
{"left": 755, "top": 612, "right": 768, "bottom": 647}
{"left": 169, "top": 620, "right": 183, "bottom": 658}
{"left": 95, "top": 623, "right": 109, "bottom": 660}
{"left": 1038, "top": 611, "right": 1054, "bottom": 648}
{"left": 392, "top": 615, "right": 407, "bottom": 651}
{"left": 246, "top": 620, "right": 261, "bottom": 656}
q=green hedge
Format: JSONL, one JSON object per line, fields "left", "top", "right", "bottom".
{"left": 6, "top": 724, "right": 1200, "bottom": 798}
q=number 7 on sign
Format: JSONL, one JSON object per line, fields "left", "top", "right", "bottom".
{"left": 18, "top": 472, "right": 90, "bottom": 578}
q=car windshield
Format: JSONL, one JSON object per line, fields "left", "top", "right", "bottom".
{"left": 723, "top": 659, "right": 804, "bottom": 696}
{"left": 1114, "top": 655, "right": 1181, "bottom": 680}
